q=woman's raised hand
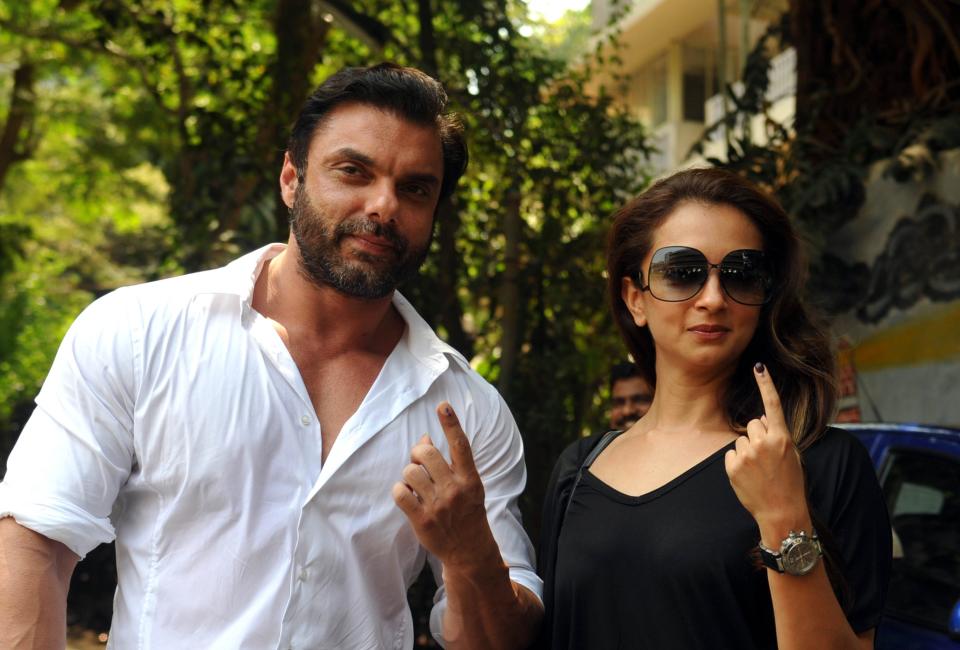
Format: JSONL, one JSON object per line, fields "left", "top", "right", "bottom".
{"left": 724, "top": 363, "right": 812, "bottom": 544}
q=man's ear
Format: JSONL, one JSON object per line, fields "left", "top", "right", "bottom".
{"left": 279, "top": 152, "right": 299, "bottom": 209}
{"left": 621, "top": 276, "right": 648, "bottom": 328}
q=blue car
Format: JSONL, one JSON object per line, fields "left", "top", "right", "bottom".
{"left": 838, "top": 423, "right": 960, "bottom": 649}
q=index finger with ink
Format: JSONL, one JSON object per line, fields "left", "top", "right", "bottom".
{"left": 436, "top": 402, "right": 478, "bottom": 475}
{"left": 752, "top": 362, "right": 787, "bottom": 431}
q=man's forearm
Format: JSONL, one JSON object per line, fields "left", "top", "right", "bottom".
{"left": 0, "top": 517, "right": 78, "bottom": 649}
{"left": 441, "top": 543, "right": 543, "bottom": 650}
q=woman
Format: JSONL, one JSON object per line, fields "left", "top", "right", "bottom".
{"left": 538, "top": 168, "right": 891, "bottom": 649}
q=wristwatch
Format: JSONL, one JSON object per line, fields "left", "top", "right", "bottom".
{"left": 758, "top": 530, "right": 822, "bottom": 576}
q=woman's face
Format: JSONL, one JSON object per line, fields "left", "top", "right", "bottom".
{"left": 622, "top": 200, "right": 765, "bottom": 377}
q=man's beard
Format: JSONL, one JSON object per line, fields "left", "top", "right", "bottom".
{"left": 289, "top": 187, "right": 431, "bottom": 299}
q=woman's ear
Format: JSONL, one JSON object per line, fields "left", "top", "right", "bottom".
{"left": 621, "top": 276, "right": 648, "bottom": 328}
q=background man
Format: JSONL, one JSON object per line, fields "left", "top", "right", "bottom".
{"left": 0, "top": 63, "right": 542, "bottom": 649}
{"left": 609, "top": 361, "right": 653, "bottom": 430}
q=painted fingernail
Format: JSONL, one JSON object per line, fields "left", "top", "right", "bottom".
{"left": 754, "top": 362, "right": 765, "bottom": 374}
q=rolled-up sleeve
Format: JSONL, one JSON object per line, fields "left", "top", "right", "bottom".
{"left": 428, "top": 387, "right": 543, "bottom": 644}
{"left": 0, "top": 289, "right": 138, "bottom": 558}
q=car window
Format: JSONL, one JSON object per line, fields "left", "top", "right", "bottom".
{"left": 880, "top": 448, "right": 960, "bottom": 633}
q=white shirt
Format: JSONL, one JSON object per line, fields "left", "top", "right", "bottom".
{"left": 0, "top": 244, "right": 542, "bottom": 649}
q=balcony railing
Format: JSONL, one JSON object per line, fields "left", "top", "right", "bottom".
{"left": 702, "top": 47, "right": 796, "bottom": 143}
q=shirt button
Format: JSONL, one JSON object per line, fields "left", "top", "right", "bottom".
{"left": 298, "top": 568, "right": 309, "bottom": 581}
{"left": 300, "top": 414, "right": 311, "bottom": 426}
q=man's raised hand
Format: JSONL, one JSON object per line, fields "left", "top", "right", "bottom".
{"left": 393, "top": 402, "right": 499, "bottom": 570}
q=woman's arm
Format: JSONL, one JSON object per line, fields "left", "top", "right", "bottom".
{"left": 758, "top": 512, "right": 875, "bottom": 649}
{"left": 725, "top": 364, "right": 879, "bottom": 649}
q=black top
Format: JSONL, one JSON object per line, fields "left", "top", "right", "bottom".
{"left": 537, "top": 427, "right": 892, "bottom": 650}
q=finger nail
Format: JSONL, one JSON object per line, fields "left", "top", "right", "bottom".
{"left": 443, "top": 405, "right": 453, "bottom": 417}
{"left": 754, "top": 362, "right": 765, "bottom": 374}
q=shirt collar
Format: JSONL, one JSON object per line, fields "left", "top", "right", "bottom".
{"left": 223, "top": 244, "right": 466, "bottom": 372}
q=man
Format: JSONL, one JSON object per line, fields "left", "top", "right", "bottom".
{"left": 0, "top": 63, "right": 542, "bottom": 649}
{"left": 609, "top": 361, "right": 653, "bottom": 430}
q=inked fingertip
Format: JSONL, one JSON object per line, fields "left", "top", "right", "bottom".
{"left": 754, "top": 362, "right": 765, "bottom": 374}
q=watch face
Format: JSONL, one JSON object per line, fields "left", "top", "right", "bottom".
{"left": 782, "top": 539, "right": 820, "bottom": 575}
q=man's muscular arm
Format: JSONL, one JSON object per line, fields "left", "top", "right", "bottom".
{"left": 393, "top": 403, "right": 542, "bottom": 649}
{"left": 0, "top": 517, "right": 78, "bottom": 649}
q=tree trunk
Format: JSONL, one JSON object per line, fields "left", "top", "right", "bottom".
{"left": 0, "top": 60, "right": 36, "bottom": 191}
{"left": 221, "top": 0, "right": 332, "bottom": 242}
{"left": 790, "top": 0, "right": 960, "bottom": 154}
{"left": 435, "top": 198, "right": 474, "bottom": 358}
{"left": 416, "top": 0, "right": 474, "bottom": 358}
{"left": 496, "top": 185, "right": 522, "bottom": 400}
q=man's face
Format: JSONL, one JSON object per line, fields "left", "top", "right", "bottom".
{"left": 610, "top": 376, "right": 653, "bottom": 430}
{"left": 280, "top": 102, "right": 445, "bottom": 299}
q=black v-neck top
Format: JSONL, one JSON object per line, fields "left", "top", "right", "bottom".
{"left": 539, "top": 428, "right": 891, "bottom": 650}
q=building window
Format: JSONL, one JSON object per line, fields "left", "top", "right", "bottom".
{"left": 683, "top": 46, "right": 708, "bottom": 122}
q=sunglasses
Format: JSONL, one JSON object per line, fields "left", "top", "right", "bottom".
{"left": 635, "top": 246, "right": 773, "bottom": 306}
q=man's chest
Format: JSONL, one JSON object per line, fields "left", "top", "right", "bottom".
{"left": 290, "top": 350, "right": 387, "bottom": 460}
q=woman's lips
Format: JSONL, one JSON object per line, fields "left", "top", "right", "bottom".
{"left": 688, "top": 324, "right": 731, "bottom": 340}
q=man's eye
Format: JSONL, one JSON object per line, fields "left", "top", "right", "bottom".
{"left": 404, "top": 183, "right": 430, "bottom": 198}
{"left": 333, "top": 164, "right": 367, "bottom": 178}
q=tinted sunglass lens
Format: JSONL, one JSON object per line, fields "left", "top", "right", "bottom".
{"left": 720, "top": 251, "right": 769, "bottom": 305}
{"left": 648, "top": 247, "right": 708, "bottom": 301}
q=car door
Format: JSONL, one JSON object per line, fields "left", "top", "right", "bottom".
{"left": 872, "top": 431, "right": 960, "bottom": 649}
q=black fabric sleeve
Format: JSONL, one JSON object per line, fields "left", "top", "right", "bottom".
{"left": 805, "top": 427, "right": 892, "bottom": 633}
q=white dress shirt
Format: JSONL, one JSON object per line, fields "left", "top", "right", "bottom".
{"left": 0, "top": 244, "right": 542, "bottom": 649}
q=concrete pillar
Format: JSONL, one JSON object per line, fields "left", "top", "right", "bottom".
{"left": 667, "top": 41, "right": 684, "bottom": 125}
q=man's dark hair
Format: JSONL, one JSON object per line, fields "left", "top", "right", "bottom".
{"left": 609, "top": 361, "right": 642, "bottom": 391}
{"left": 287, "top": 62, "right": 468, "bottom": 201}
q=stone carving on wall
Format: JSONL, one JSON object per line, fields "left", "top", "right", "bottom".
{"left": 812, "top": 194, "right": 960, "bottom": 324}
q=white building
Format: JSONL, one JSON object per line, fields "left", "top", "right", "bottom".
{"left": 588, "top": 0, "right": 793, "bottom": 174}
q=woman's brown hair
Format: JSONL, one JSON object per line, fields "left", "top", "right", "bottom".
{"left": 606, "top": 167, "right": 837, "bottom": 451}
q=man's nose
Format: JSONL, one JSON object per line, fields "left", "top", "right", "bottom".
{"left": 366, "top": 180, "right": 400, "bottom": 222}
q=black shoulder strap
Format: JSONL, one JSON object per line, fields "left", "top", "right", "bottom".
{"left": 559, "top": 429, "right": 625, "bottom": 531}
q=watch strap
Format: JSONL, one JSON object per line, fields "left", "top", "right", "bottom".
{"left": 758, "top": 540, "right": 784, "bottom": 572}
